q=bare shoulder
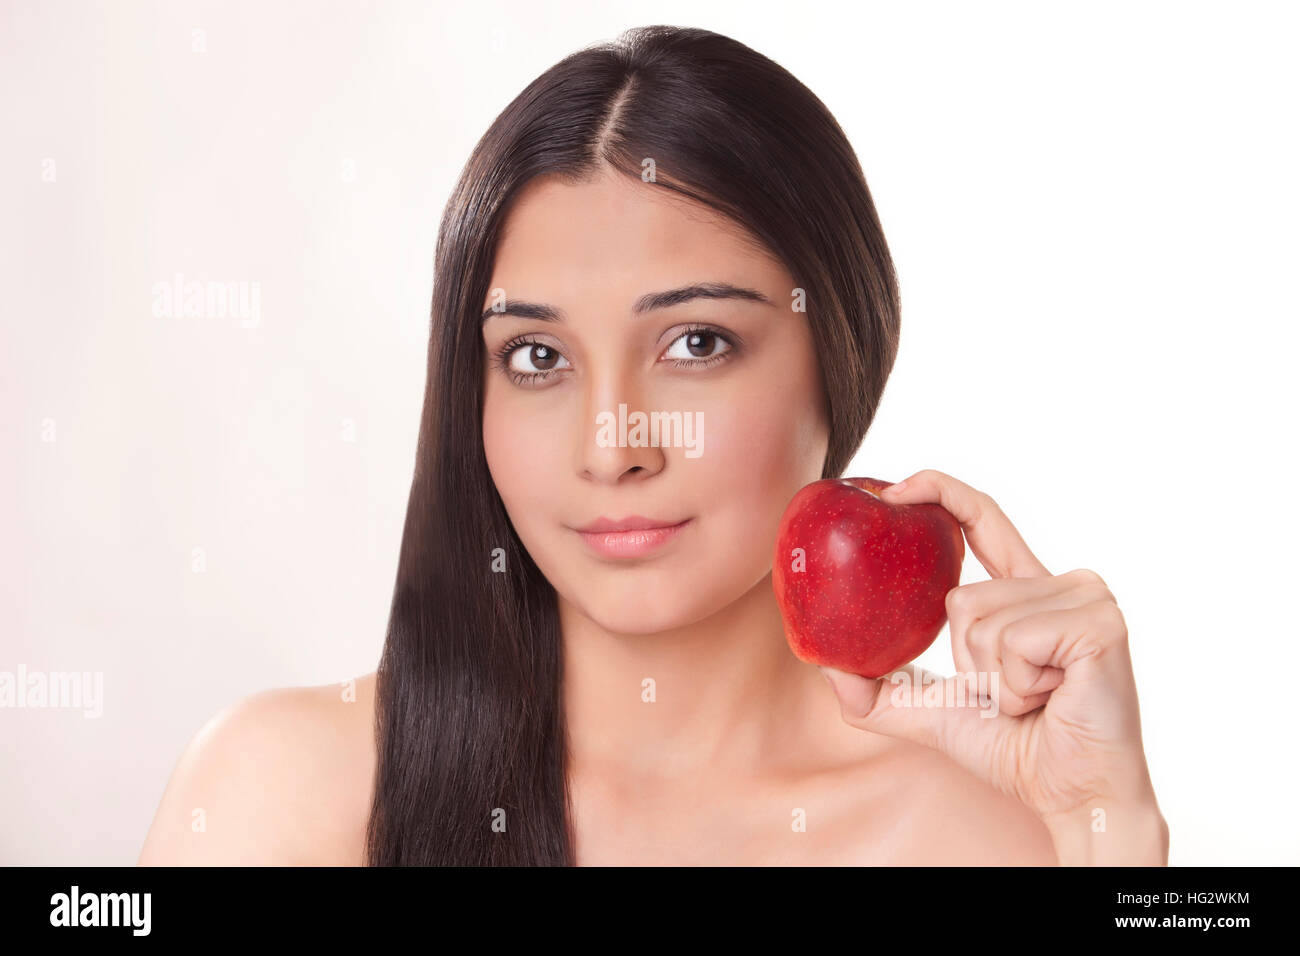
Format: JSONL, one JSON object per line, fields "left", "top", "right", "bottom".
{"left": 867, "top": 741, "right": 1060, "bottom": 866}
{"left": 138, "top": 671, "right": 377, "bottom": 866}
{"left": 797, "top": 674, "right": 1059, "bottom": 866}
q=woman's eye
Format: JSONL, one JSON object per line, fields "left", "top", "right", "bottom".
{"left": 509, "top": 343, "right": 570, "bottom": 374}
{"left": 662, "top": 329, "right": 731, "bottom": 362}
{"left": 494, "top": 328, "right": 733, "bottom": 386}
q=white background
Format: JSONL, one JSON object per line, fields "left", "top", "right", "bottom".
{"left": 2, "top": 0, "right": 1297, "bottom": 865}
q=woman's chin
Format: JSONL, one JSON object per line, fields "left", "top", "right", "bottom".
{"left": 580, "top": 603, "right": 691, "bottom": 636}
{"left": 560, "top": 585, "right": 721, "bottom": 637}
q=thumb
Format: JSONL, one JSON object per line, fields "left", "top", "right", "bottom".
{"left": 817, "top": 665, "right": 884, "bottom": 716}
{"left": 818, "top": 663, "right": 972, "bottom": 758}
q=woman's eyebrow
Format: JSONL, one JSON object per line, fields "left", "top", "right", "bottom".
{"left": 480, "top": 281, "right": 773, "bottom": 324}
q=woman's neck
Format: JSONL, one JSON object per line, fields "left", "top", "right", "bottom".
{"left": 559, "top": 572, "right": 826, "bottom": 784}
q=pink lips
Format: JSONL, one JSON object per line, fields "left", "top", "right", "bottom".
{"left": 574, "top": 515, "right": 692, "bottom": 559}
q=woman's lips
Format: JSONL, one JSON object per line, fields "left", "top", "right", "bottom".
{"left": 575, "top": 518, "right": 692, "bottom": 559}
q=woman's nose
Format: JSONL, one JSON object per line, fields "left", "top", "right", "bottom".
{"left": 577, "top": 372, "right": 665, "bottom": 485}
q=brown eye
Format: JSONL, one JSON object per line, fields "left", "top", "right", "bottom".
{"left": 686, "top": 332, "right": 715, "bottom": 356}
{"left": 508, "top": 342, "right": 570, "bottom": 374}
{"left": 662, "top": 328, "right": 731, "bottom": 362}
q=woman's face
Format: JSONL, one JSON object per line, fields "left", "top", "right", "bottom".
{"left": 481, "top": 167, "right": 830, "bottom": 634}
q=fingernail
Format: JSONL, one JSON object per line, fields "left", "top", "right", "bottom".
{"left": 884, "top": 479, "right": 907, "bottom": 495}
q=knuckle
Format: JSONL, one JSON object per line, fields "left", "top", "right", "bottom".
{"left": 967, "top": 616, "right": 995, "bottom": 652}
{"left": 1097, "top": 599, "right": 1128, "bottom": 639}
{"left": 945, "top": 585, "right": 974, "bottom": 617}
{"left": 999, "top": 613, "right": 1026, "bottom": 642}
{"left": 973, "top": 490, "right": 1001, "bottom": 523}
{"left": 1068, "top": 567, "right": 1106, "bottom": 589}
{"left": 1083, "top": 582, "right": 1114, "bottom": 604}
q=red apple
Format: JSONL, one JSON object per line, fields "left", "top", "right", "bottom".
{"left": 772, "top": 476, "right": 965, "bottom": 678}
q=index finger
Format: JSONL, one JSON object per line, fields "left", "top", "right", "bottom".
{"left": 880, "top": 469, "right": 1050, "bottom": 579}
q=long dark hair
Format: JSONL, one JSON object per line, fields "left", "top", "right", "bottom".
{"left": 366, "top": 25, "right": 901, "bottom": 865}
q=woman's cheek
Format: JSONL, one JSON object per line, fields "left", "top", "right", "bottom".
{"left": 693, "top": 394, "right": 796, "bottom": 555}
{"left": 711, "top": 376, "right": 820, "bottom": 475}
{"left": 483, "top": 394, "right": 560, "bottom": 526}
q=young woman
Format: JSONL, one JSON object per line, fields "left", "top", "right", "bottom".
{"left": 139, "top": 25, "right": 1167, "bottom": 866}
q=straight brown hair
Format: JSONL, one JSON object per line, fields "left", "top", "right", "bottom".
{"left": 366, "top": 24, "right": 900, "bottom": 865}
